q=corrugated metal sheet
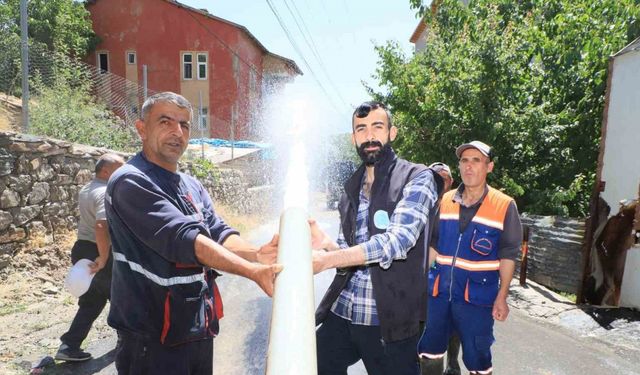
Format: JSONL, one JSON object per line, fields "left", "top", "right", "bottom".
{"left": 519, "top": 215, "right": 585, "bottom": 294}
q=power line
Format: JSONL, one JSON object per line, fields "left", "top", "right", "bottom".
{"left": 286, "top": 0, "right": 323, "bottom": 69}
{"left": 265, "top": 0, "right": 347, "bottom": 116}
{"left": 281, "top": 0, "right": 350, "bottom": 109}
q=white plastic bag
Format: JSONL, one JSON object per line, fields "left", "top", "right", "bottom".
{"left": 64, "top": 258, "right": 96, "bottom": 297}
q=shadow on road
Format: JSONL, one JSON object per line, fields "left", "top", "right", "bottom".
{"left": 526, "top": 283, "right": 575, "bottom": 305}
{"left": 37, "top": 348, "right": 116, "bottom": 375}
{"left": 579, "top": 306, "right": 640, "bottom": 330}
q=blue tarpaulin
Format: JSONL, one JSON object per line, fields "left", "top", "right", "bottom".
{"left": 189, "top": 138, "right": 272, "bottom": 149}
{"left": 188, "top": 138, "right": 275, "bottom": 160}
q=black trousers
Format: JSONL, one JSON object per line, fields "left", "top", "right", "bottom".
{"left": 116, "top": 332, "right": 213, "bottom": 375}
{"left": 60, "top": 240, "right": 112, "bottom": 349}
{"left": 316, "top": 312, "right": 420, "bottom": 375}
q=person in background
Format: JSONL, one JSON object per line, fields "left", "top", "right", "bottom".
{"left": 55, "top": 153, "right": 125, "bottom": 362}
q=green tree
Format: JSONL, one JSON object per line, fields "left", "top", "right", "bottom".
{"left": 0, "top": 0, "right": 134, "bottom": 151}
{"left": 0, "top": 0, "right": 98, "bottom": 56}
{"left": 371, "top": 0, "right": 640, "bottom": 216}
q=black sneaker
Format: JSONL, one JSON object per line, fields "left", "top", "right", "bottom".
{"left": 55, "top": 344, "right": 92, "bottom": 362}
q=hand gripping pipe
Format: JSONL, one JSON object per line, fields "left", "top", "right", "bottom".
{"left": 265, "top": 206, "right": 317, "bottom": 375}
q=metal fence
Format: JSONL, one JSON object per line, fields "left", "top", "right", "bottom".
{"left": 0, "top": 41, "right": 156, "bottom": 133}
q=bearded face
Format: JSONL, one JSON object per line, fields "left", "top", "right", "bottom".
{"left": 356, "top": 140, "right": 391, "bottom": 166}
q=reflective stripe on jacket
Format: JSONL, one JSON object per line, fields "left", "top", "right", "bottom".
{"left": 429, "top": 186, "right": 512, "bottom": 306}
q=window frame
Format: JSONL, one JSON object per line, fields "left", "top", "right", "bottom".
{"left": 199, "top": 107, "right": 208, "bottom": 130}
{"left": 97, "top": 51, "right": 109, "bottom": 73}
{"left": 182, "top": 52, "right": 194, "bottom": 80}
{"left": 197, "top": 53, "right": 208, "bottom": 80}
{"left": 126, "top": 51, "right": 136, "bottom": 65}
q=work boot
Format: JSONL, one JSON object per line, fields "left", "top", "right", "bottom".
{"left": 419, "top": 357, "right": 444, "bottom": 375}
{"left": 444, "top": 334, "right": 462, "bottom": 374}
{"left": 55, "top": 344, "right": 92, "bottom": 362}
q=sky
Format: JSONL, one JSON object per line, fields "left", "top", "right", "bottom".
{"left": 180, "top": 0, "right": 423, "bottom": 132}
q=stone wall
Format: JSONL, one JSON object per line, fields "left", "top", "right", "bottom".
{"left": 0, "top": 132, "right": 127, "bottom": 270}
{"left": 518, "top": 214, "right": 586, "bottom": 294}
{"left": 189, "top": 167, "right": 275, "bottom": 215}
{"left": 0, "top": 132, "right": 271, "bottom": 272}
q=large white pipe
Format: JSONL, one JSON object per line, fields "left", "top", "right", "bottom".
{"left": 265, "top": 206, "right": 317, "bottom": 375}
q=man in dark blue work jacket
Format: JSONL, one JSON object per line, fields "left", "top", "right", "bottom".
{"left": 105, "top": 92, "right": 282, "bottom": 375}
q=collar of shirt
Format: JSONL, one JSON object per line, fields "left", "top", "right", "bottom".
{"left": 136, "top": 152, "right": 181, "bottom": 186}
{"left": 453, "top": 183, "right": 489, "bottom": 208}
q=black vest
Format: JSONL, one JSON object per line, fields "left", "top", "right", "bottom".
{"left": 316, "top": 149, "right": 440, "bottom": 342}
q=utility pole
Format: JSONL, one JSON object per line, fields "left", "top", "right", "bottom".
{"left": 142, "top": 65, "right": 148, "bottom": 100}
{"left": 20, "top": 0, "right": 29, "bottom": 133}
{"left": 199, "top": 90, "right": 204, "bottom": 159}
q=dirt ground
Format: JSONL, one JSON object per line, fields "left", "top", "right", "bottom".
{"left": 0, "top": 94, "right": 21, "bottom": 132}
{"left": 0, "top": 232, "right": 104, "bottom": 374}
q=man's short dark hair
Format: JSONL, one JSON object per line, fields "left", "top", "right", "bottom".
{"left": 140, "top": 92, "right": 193, "bottom": 121}
{"left": 352, "top": 101, "right": 392, "bottom": 129}
{"left": 95, "top": 153, "right": 125, "bottom": 174}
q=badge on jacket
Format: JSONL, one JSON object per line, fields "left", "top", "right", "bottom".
{"left": 373, "top": 210, "right": 390, "bottom": 230}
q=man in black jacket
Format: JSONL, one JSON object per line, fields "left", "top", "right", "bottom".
{"left": 106, "top": 92, "right": 282, "bottom": 374}
{"left": 311, "top": 101, "right": 440, "bottom": 375}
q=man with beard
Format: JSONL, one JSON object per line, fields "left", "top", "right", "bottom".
{"left": 310, "top": 101, "right": 440, "bottom": 375}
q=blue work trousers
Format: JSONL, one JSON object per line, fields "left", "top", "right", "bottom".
{"left": 418, "top": 296, "right": 494, "bottom": 372}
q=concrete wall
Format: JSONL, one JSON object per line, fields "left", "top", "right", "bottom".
{"left": 519, "top": 215, "right": 585, "bottom": 294}
{"left": 414, "top": 29, "right": 428, "bottom": 53}
{"left": 601, "top": 48, "right": 640, "bottom": 309}
{"left": 600, "top": 52, "right": 640, "bottom": 212}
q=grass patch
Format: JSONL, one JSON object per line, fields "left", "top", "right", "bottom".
{"left": 62, "top": 295, "right": 75, "bottom": 306}
{"left": 558, "top": 291, "right": 577, "bottom": 303}
{"left": 0, "top": 303, "right": 27, "bottom": 316}
{"left": 29, "top": 321, "right": 53, "bottom": 331}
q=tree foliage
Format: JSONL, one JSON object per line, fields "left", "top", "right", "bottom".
{"left": 0, "top": 0, "right": 134, "bottom": 151}
{"left": 370, "top": 0, "right": 640, "bottom": 216}
{"left": 0, "top": 0, "right": 98, "bottom": 56}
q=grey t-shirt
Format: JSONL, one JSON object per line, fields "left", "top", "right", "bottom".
{"left": 76, "top": 178, "right": 107, "bottom": 243}
{"left": 431, "top": 184, "right": 522, "bottom": 260}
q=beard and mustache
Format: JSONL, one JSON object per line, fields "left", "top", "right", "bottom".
{"left": 356, "top": 140, "right": 392, "bottom": 166}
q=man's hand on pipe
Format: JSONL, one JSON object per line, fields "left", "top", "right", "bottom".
{"left": 251, "top": 263, "right": 284, "bottom": 297}
{"left": 308, "top": 219, "right": 338, "bottom": 250}
{"left": 257, "top": 234, "right": 279, "bottom": 265}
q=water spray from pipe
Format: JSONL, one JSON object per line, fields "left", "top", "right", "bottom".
{"left": 265, "top": 104, "right": 317, "bottom": 374}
